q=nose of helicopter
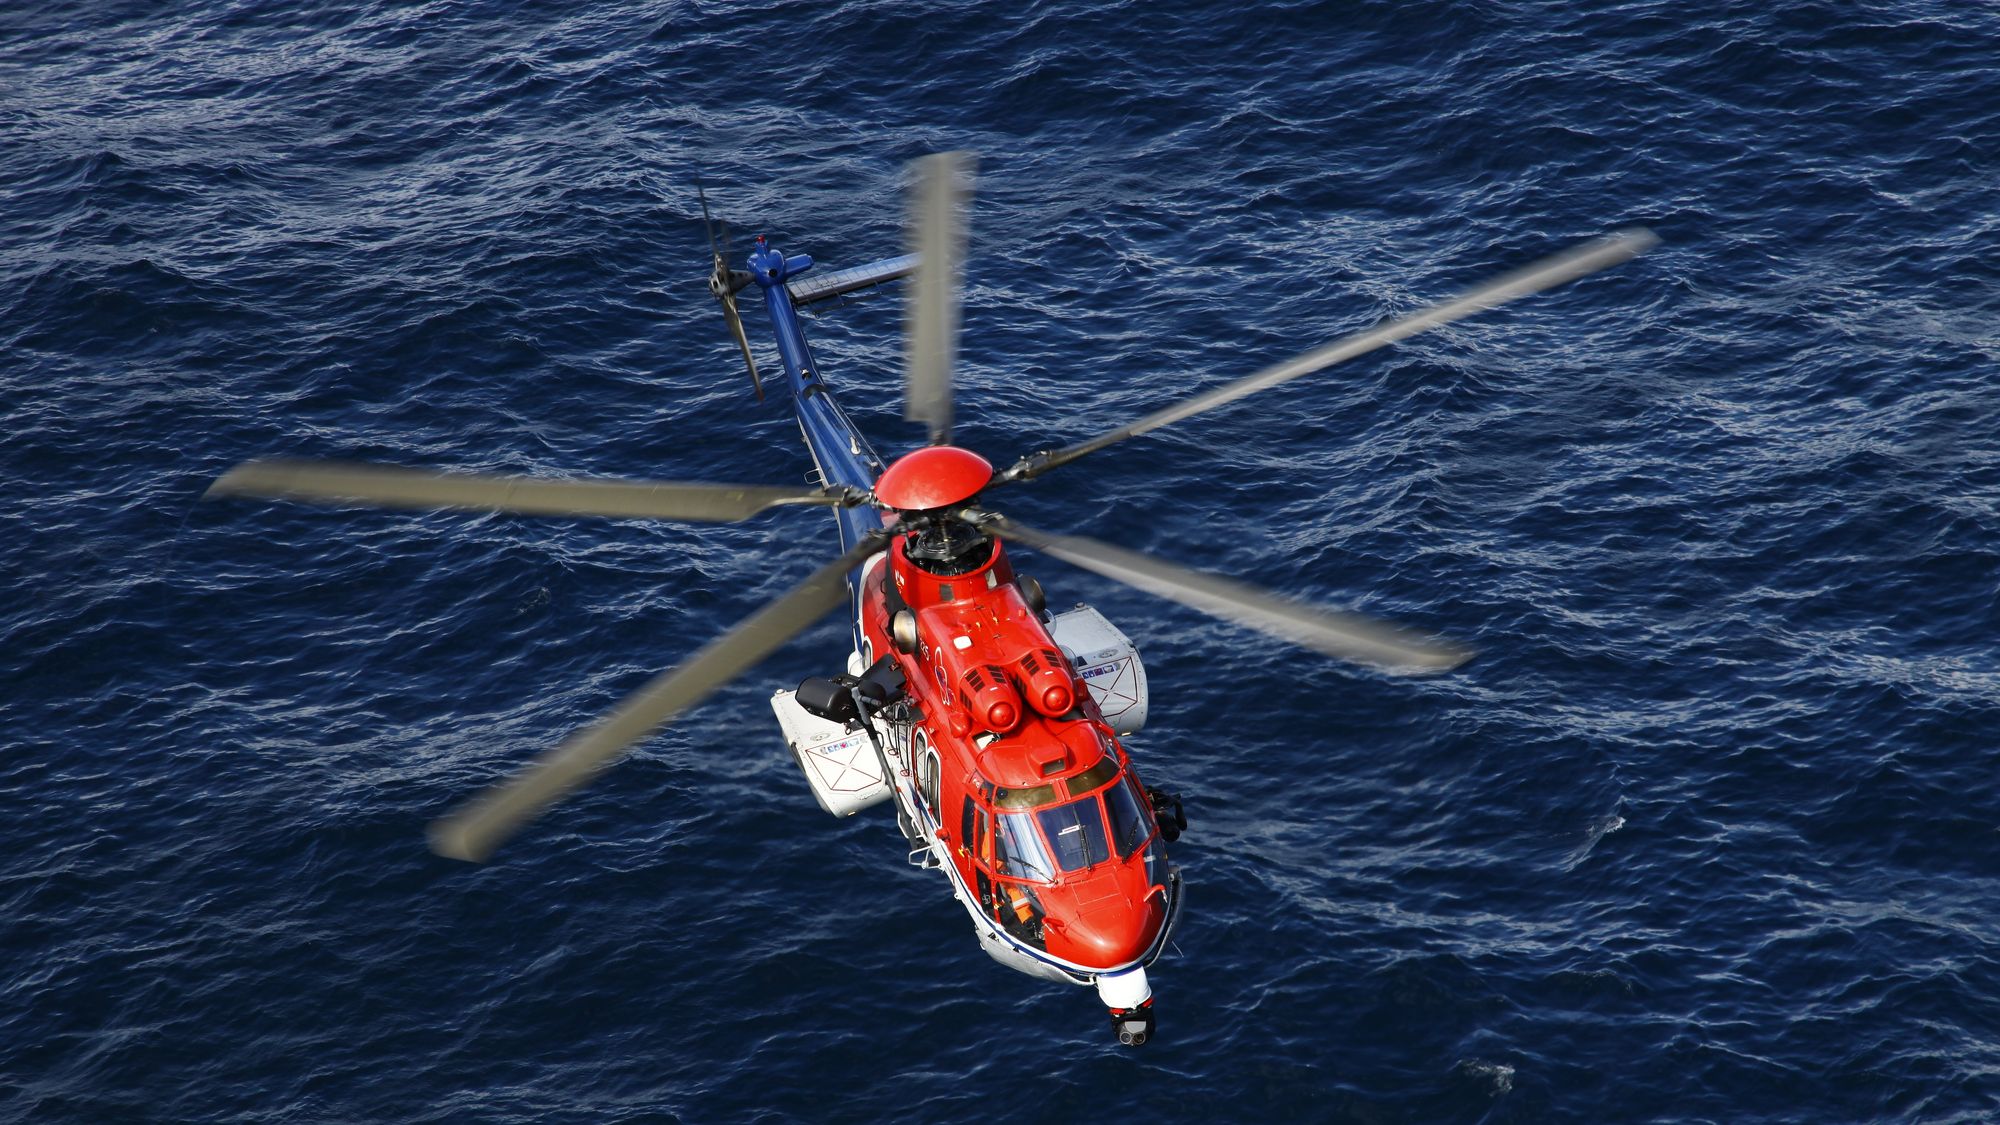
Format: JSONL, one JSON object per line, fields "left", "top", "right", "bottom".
{"left": 1064, "top": 905, "right": 1152, "bottom": 965}
{"left": 1046, "top": 886, "right": 1163, "bottom": 968}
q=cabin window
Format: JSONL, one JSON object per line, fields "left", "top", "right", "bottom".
{"left": 993, "top": 879, "right": 1046, "bottom": 948}
{"left": 919, "top": 748, "right": 940, "bottom": 814}
{"left": 1036, "top": 797, "right": 1111, "bottom": 872}
{"left": 967, "top": 800, "right": 994, "bottom": 908}
{"left": 1105, "top": 774, "right": 1153, "bottom": 858}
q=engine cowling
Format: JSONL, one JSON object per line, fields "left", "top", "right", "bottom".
{"left": 959, "top": 664, "right": 1024, "bottom": 734}
{"left": 1015, "top": 647, "right": 1075, "bottom": 717}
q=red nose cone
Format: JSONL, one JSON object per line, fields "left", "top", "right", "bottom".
{"left": 874, "top": 446, "right": 993, "bottom": 511}
{"left": 1049, "top": 898, "right": 1158, "bottom": 969}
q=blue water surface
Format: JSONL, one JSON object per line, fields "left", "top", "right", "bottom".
{"left": 4, "top": 1, "right": 1999, "bottom": 1121}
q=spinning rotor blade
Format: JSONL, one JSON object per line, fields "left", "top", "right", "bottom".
{"left": 904, "top": 151, "right": 976, "bottom": 446}
{"left": 717, "top": 220, "right": 764, "bottom": 402}
{"left": 1002, "top": 229, "right": 1659, "bottom": 482}
{"left": 982, "top": 514, "right": 1471, "bottom": 673}
{"left": 697, "top": 180, "right": 724, "bottom": 261}
{"left": 700, "top": 185, "right": 763, "bottom": 401}
{"left": 206, "top": 460, "right": 860, "bottom": 522}
{"left": 720, "top": 283, "right": 763, "bottom": 402}
{"left": 430, "top": 531, "right": 891, "bottom": 862}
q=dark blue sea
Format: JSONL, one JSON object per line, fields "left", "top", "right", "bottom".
{"left": 6, "top": 1, "right": 1999, "bottom": 1120}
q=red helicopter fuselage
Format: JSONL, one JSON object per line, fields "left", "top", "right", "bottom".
{"left": 799, "top": 443, "right": 1180, "bottom": 1045}
{"left": 859, "top": 491, "right": 1173, "bottom": 972}
{"left": 747, "top": 241, "right": 1179, "bottom": 1042}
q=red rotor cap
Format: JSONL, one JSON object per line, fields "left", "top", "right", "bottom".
{"left": 874, "top": 446, "right": 993, "bottom": 511}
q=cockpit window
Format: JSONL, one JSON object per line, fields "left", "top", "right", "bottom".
{"left": 1036, "top": 798, "right": 1111, "bottom": 871}
{"left": 1105, "top": 773, "right": 1153, "bottom": 858}
{"left": 1065, "top": 754, "right": 1118, "bottom": 796}
{"left": 993, "top": 783, "right": 1057, "bottom": 810}
{"left": 990, "top": 763, "right": 1149, "bottom": 880}
{"left": 995, "top": 811, "right": 1057, "bottom": 881}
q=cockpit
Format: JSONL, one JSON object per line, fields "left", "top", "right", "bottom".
{"left": 990, "top": 756, "right": 1157, "bottom": 882}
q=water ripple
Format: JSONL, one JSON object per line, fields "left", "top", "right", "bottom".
{"left": 4, "top": 1, "right": 1999, "bottom": 1121}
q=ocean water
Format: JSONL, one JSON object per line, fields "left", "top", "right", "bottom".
{"left": 5, "top": 1, "right": 1999, "bottom": 1121}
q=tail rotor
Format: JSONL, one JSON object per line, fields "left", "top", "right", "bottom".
{"left": 699, "top": 183, "right": 763, "bottom": 401}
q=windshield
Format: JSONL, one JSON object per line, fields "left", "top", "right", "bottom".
{"left": 1105, "top": 774, "right": 1153, "bottom": 858}
{"left": 1035, "top": 798, "right": 1111, "bottom": 872}
{"left": 993, "top": 769, "right": 1155, "bottom": 880}
{"left": 995, "top": 810, "right": 1057, "bottom": 881}
{"left": 997, "top": 798, "right": 1112, "bottom": 879}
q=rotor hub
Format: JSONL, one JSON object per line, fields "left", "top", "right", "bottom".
{"left": 874, "top": 445, "right": 993, "bottom": 512}
{"left": 747, "top": 237, "right": 789, "bottom": 286}
{"left": 902, "top": 515, "right": 992, "bottom": 576}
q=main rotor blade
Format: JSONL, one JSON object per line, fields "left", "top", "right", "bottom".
{"left": 983, "top": 515, "right": 1471, "bottom": 673}
{"left": 206, "top": 460, "right": 857, "bottom": 522}
{"left": 429, "top": 532, "right": 890, "bottom": 862}
{"left": 904, "top": 151, "right": 976, "bottom": 446}
{"left": 1002, "top": 229, "right": 1658, "bottom": 481}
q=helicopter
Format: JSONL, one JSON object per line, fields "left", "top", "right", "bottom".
{"left": 205, "top": 153, "right": 1653, "bottom": 1046}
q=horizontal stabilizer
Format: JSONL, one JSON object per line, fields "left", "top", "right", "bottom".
{"left": 789, "top": 253, "right": 919, "bottom": 307}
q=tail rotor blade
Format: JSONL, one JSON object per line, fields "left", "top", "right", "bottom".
{"left": 205, "top": 460, "right": 859, "bottom": 522}
{"left": 428, "top": 532, "right": 891, "bottom": 862}
{"left": 983, "top": 514, "right": 1471, "bottom": 673}
{"left": 1002, "top": 229, "right": 1658, "bottom": 481}
{"left": 720, "top": 286, "right": 764, "bottom": 402}
{"left": 697, "top": 180, "right": 723, "bottom": 262}
{"left": 904, "top": 151, "right": 976, "bottom": 446}
{"left": 699, "top": 194, "right": 763, "bottom": 400}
